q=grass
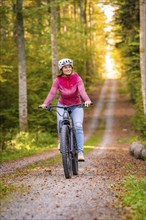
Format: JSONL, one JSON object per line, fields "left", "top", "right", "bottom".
{"left": 0, "top": 145, "right": 56, "bottom": 162}
{"left": 117, "top": 135, "right": 146, "bottom": 145}
{"left": 0, "top": 177, "right": 26, "bottom": 201}
{"left": 118, "top": 78, "right": 130, "bottom": 98}
{"left": 24, "top": 153, "right": 62, "bottom": 170}
{"left": 118, "top": 175, "right": 146, "bottom": 220}
{"left": 0, "top": 131, "right": 58, "bottom": 163}
{"left": 84, "top": 131, "right": 103, "bottom": 154}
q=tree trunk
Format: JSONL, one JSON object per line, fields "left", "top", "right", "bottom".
{"left": 36, "top": 0, "right": 43, "bottom": 36}
{"left": 50, "top": 0, "right": 58, "bottom": 81}
{"left": 16, "top": 0, "right": 28, "bottom": 131}
{"left": 78, "top": 0, "right": 87, "bottom": 79}
{"left": 12, "top": 3, "right": 17, "bottom": 41}
{"left": 140, "top": 0, "right": 146, "bottom": 115}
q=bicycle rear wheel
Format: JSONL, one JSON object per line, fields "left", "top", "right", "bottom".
{"left": 72, "top": 131, "right": 78, "bottom": 175}
{"left": 60, "top": 125, "right": 72, "bottom": 179}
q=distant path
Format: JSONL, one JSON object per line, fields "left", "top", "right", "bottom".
{"left": 0, "top": 80, "right": 110, "bottom": 177}
{"left": 84, "top": 80, "right": 110, "bottom": 141}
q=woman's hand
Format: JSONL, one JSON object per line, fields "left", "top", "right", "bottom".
{"left": 84, "top": 101, "right": 92, "bottom": 107}
{"left": 39, "top": 104, "right": 48, "bottom": 109}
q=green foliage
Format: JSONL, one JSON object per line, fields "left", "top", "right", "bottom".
{"left": 0, "top": 0, "right": 106, "bottom": 137}
{"left": 120, "top": 175, "right": 146, "bottom": 220}
{"left": 114, "top": 0, "right": 140, "bottom": 104}
{"left": 114, "top": 0, "right": 145, "bottom": 137}
{"left": 131, "top": 112, "right": 146, "bottom": 137}
{"left": 0, "top": 131, "right": 58, "bottom": 163}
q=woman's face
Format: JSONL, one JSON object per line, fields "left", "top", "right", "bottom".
{"left": 62, "top": 65, "right": 72, "bottom": 75}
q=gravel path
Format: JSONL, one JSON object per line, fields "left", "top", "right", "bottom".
{"left": 1, "top": 79, "right": 145, "bottom": 220}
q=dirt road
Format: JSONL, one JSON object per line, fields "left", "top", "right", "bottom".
{"left": 0, "top": 79, "right": 145, "bottom": 220}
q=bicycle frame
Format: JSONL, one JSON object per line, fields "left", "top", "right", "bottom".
{"left": 38, "top": 103, "right": 92, "bottom": 178}
{"left": 49, "top": 105, "right": 78, "bottom": 154}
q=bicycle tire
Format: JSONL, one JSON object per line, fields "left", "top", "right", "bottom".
{"left": 60, "top": 125, "right": 72, "bottom": 179}
{"left": 72, "top": 131, "right": 78, "bottom": 175}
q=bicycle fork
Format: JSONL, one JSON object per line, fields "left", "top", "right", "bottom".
{"left": 59, "top": 120, "right": 74, "bottom": 156}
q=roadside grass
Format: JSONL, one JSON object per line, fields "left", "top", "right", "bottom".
{"left": 116, "top": 128, "right": 146, "bottom": 219}
{"left": 24, "top": 153, "right": 62, "bottom": 170}
{"left": 118, "top": 175, "right": 146, "bottom": 220}
{"left": 84, "top": 130, "right": 103, "bottom": 154}
{"left": 117, "top": 137, "right": 133, "bottom": 144}
{"left": 0, "top": 132, "right": 58, "bottom": 163}
{"left": 117, "top": 135, "right": 146, "bottom": 145}
{"left": 0, "top": 180, "right": 26, "bottom": 201}
{"left": 118, "top": 78, "right": 130, "bottom": 98}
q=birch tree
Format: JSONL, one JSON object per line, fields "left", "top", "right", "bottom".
{"left": 16, "top": 0, "right": 28, "bottom": 131}
{"left": 140, "top": 0, "right": 146, "bottom": 115}
{"left": 50, "top": 0, "right": 58, "bottom": 81}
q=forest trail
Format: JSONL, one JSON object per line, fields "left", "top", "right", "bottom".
{"left": 0, "top": 79, "right": 145, "bottom": 220}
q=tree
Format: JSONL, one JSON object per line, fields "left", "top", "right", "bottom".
{"left": 0, "top": 0, "right": 107, "bottom": 135}
{"left": 50, "top": 0, "right": 58, "bottom": 81}
{"left": 16, "top": 0, "right": 28, "bottom": 131}
{"left": 113, "top": 0, "right": 146, "bottom": 136}
{"left": 140, "top": 0, "right": 146, "bottom": 115}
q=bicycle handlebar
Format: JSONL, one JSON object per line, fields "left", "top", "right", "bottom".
{"left": 38, "top": 102, "right": 93, "bottom": 111}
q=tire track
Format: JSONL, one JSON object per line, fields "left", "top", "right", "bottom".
{"left": 96, "top": 79, "right": 117, "bottom": 154}
{"left": 84, "top": 80, "right": 110, "bottom": 141}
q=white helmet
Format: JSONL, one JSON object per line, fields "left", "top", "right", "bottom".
{"left": 58, "top": 58, "right": 73, "bottom": 70}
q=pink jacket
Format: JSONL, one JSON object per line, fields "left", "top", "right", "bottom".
{"left": 43, "top": 73, "right": 91, "bottom": 106}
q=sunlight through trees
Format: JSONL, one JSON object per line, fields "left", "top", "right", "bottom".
{"left": 0, "top": 0, "right": 145, "bottom": 148}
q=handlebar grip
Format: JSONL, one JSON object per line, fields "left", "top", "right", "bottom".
{"left": 38, "top": 105, "right": 48, "bottom": 109}
{"left": 83, "top": 102, "right": 93, "bottom": 107}
{"left": 38, "top": 106, "right": 53, "bottom": 111}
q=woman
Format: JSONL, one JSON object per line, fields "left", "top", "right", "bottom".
{"left": 40, "top": 58, "right": 92, "bottom": 161}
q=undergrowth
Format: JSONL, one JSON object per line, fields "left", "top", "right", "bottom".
{"left": 119, "top": 175, "right": 146, "bottom": 220}
{"left": 0, "top": 131, "right": 58, "bottom": 163}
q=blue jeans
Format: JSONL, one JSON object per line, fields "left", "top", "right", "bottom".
{"left": 56, "top": 103, "right": 84, "bottom": 153}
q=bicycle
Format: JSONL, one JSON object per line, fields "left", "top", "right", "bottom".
{"left": 39, "top": 103, "right": 92, "bottom": 179}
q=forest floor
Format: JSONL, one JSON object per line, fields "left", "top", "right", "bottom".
{"left": 0, "top": 79, "right": 145, "bottom": 220}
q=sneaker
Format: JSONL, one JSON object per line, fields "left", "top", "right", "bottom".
{"left": 78, "top": 152, "right": 85, "bottom": 162}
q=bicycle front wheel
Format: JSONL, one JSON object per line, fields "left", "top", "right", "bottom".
{"left": 60, "top": 125, "right": 72, "bottom": 179}
{"left": 72, "top": 131, "right": 78, "bottom": 175}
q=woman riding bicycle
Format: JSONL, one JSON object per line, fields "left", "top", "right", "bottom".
{"left": 40, "top": 58, "right": 92, "bottom": 161}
